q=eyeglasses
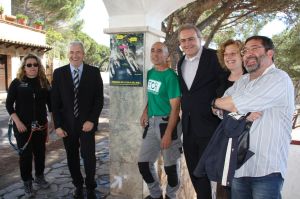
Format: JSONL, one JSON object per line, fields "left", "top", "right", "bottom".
{"left": 25, "top": 63, "right": 39, "bottom": 68}
{"left": 241, "top": 46, "right": 264, "bottom": 56}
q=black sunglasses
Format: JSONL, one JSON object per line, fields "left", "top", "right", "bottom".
{"left": 25, "top": 63, "right": 39, "bottom": 68}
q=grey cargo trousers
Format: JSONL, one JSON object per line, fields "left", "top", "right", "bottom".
{"left": 138, "top": 116, "right": 182, "bottom": 199}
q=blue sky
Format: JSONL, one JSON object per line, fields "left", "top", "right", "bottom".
{"left": 80, "top": 0, "right": 286, "bottom": 47}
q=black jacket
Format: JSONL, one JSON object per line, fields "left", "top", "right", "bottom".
{"left": 193, "top": 113, "right": 254, "bottom": 186}
{"left": 6, "top": 77, "right": 51, "bottom": 126}
{"left": 177, "top": 47, "right": 227, "bottom": 138}
{"left": 51, "top": 64, "right": 103, "bottom": 133}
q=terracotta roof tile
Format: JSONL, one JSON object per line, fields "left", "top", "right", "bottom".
{"left": 0, "top": 38, "right": 52, "bottom": 51}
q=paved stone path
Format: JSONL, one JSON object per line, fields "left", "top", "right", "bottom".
{"left": 0, "top": 101, "right": 9, "bottom": 149}
{"left": 0, "top": 134, "right": 110, "bottom": 199}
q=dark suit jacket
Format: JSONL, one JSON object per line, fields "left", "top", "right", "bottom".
{"left": 51, "top": 64, "right": 104, "bottom": 133}
{"left": 178, "top": 47, "right": 226, "bottom": 138}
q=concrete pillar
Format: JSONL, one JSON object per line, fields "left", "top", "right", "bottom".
{"left": 105, "top": 26, "right": 165, "bottom": 199}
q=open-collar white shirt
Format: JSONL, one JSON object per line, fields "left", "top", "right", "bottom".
{"left": 181, "top": 47, "right": 203, "bottom": 90}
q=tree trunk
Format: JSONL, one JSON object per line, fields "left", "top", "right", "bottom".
{"left": 204, "top": 11, "right": 230, "bottom": 48}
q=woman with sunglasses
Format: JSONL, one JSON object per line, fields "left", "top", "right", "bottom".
{"left": 6, "top": 53, "right": 52, "bottom": 198}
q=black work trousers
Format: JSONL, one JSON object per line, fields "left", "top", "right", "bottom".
{"left": 183, "top": 133, "right": 212, "bottom": 199}
{"left": 63, "top": 121, "right": 96, "bottom": 190}
{"left": 14, "top": 126, "right": 47, "bottom": 182}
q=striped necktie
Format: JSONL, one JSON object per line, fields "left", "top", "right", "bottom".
{"left": 73, "top": 69, "right": 79, "bottom": 117}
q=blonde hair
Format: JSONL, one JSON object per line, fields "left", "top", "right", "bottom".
{"left": 17, "top": 53, "right": 49, "bottom": 89}
{"left": 217, "top": 39, "right": 243, "bottom": 70}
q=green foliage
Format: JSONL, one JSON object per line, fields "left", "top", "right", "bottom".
{"left": 12, "top": 0, "right": 84, "bottom": 28}
{"left": 11, "top": 0, "right": 109, "bottom": 69}
{"left": 74, "top": 32, "right": 110, "bottom": 71}
{"left": 0, "top": 5, "right": 4, "bottom": 14}
{"left": 16, "top": 13, "right": 28, "bottom": 20}
{"left": 273, "top": 21, "right": 300, "bottom": 78}
{"left": 213, "top": 14, "right": 275, "bottom": 47}
{"left": 30, "top": 0, "right": 84, "bottom": 25}
{"left": 46, "top": 28, "right": 66, "bottom": 60}
{"left": 44, "top": 26, "right": 110, "bottom": 71}
{"left": 45, "top": 21, "right": 85, "bottom": 62}
{"left": 33, "top": 19, "right": 44, "bottom": 26}
{"left": 46, "top": 28, "right": 64, "bottom": 43}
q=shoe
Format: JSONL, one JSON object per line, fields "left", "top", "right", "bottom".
{"left": 144, "top": 195, "right": 163, "bottom": 199}
{"left": 34, "top": 175, "right": 50, "bottom": 188}
{"left": 87, "top": 189, "right": 96, "bottom": 199}
{"left": 73, "top": 187, "right": 84, "bottom": 199}
{"left": 24, "top": 180, "right": 34, "bottom": 198}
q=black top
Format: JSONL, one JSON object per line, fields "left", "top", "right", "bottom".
{"left": 216, "top": 69, "right": 247, "bottom": 98}
{"left": 216, "top": 71, "right": 233, "bottom": 98}
{"left": 6, "top": 77, "right": 51, "bottom": 126}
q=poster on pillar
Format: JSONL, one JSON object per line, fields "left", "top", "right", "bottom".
{"left": 109, "top": 33, "right": 144, "bottom": 86}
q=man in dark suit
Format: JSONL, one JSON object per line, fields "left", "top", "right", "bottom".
{"left": 177, "top": 24, "right": 225, "bottom": 199}
{"left": 51, "top": 41, "right": 103, "bottom": 198}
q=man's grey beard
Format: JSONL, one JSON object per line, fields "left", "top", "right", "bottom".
{"left": 245, "top": 56, "right": 261, "bottom": 73}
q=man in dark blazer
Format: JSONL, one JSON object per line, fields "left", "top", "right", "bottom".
{"left": 177, "top": 24, "right": 225, "bottom": 199}
{"left": 51, "top": 41, "right": 103, "bottom": 198}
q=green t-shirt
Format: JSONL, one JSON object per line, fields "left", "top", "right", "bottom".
{"left": 147, "top": 67, "right": 181, "bottom": 117}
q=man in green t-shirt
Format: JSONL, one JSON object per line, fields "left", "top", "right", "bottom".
{"left": 138, "top": 42, "right": 182, "bottom": 199}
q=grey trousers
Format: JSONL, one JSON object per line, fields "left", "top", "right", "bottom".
{"left": 138, "top": 116, "right": 182, "bottom": 199}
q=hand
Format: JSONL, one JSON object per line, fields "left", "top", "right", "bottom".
{"left": 55, "top": 127, "right": 67, "bottom": 138}
{"left": 212, "top": 107, "right": 223, "bottom": 119}
{"left": 82, "top": 121, "right": 94, "bottom": 132}
{"left": 212, "top": 107, "right": 218, "bottom": 115}
{"left": 161, "top": 133, "right": 172, "bottom": 149}
{"left": 140, "top": 112, "right": 148, "bottom": 128}
{"left": 15, "top": 120, "right": 27, "bottom": 133}
{"left": 246, "top": 112, "right": 262, "bottom": 122}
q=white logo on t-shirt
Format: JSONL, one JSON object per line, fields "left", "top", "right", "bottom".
{"left": 148, "top": 79, "right": 161, "bottom": 94}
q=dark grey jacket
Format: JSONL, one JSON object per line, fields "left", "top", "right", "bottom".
{"left": 193, "top": 112, "right": 254, "bottom": 186}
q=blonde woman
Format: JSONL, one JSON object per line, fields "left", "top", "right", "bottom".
{"left": 6, "top": 53, "right": 52, "bottom": 198}
{"left": 216, "top": 39, "right": 245, "bottom": 97}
